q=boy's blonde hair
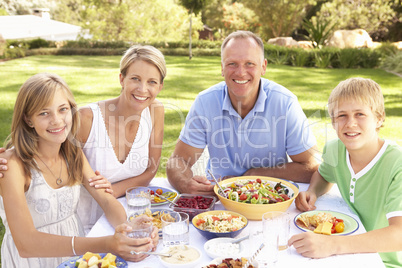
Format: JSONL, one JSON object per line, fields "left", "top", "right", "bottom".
{"left": 120, "top": 45, "right": 166, "bottom": 83}
{"left": 5, "top": 73, "right": 84, "bottom": 185}
{"left": 328, "top": 77, "right": 385, "bottom": 127}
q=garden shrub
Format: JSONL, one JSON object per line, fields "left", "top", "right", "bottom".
{"left": 0, "top": 38, "right": 388, "bottom": 70}
{"left": 28, "top": 38, "right": 53, "bottom": 49}
{"left": 336, "top": 48, "right": 360, "bottom": 68}
{"left": 290, "top": 48, "right": 311, "bottom": 67}
{"left": 381, "top": 50, "right": 402, "bottom": 73}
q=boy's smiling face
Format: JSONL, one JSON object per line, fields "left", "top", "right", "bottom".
{"left": 332, "top": 100, "right": 383, "bottom": 153}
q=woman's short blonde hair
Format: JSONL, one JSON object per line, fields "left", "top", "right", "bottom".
{"left": 328, "top": 77, "right": 385, "bottom": 125}
{"left": 120, "top": 45, "right": 166, "bottom": 82}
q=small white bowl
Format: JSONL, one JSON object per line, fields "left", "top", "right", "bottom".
{"left": 204, "top": 237, "right": 246, "bottom": 259}
{"left": 158, "top": 245, "right": 202, "bottom": 268}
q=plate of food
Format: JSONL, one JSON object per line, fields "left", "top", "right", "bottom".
{"left": 57, "top": 252, "right": 127, "bottom": 268}
{"left": 149, "top": 186, "right": 178, "bottom": 206}
{"left": 203, "top": 257, "right": 258, "bottom": 268}
{"left": 294, "top": 210, "right": 359, "bottom": 236}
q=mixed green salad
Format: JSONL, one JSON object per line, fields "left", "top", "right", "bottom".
{"left": 221, "top": 178, "right": 293, "bottom": 204}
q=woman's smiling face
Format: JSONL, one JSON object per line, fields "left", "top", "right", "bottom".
{"left": 120, "top": 59, "right": 163, "bottom": 110}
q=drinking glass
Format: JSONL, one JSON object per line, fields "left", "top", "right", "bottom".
{"left": 126, "top": 186, "right": 151, "bottom": 218}
{"left": 161, "top": 211, "right": 189, "bottom": 247}
{"left": 262, "top": 211, "right": 290, "bottom": 251}
{"left": 127, "top": 219, "right": 153, "bottom": 239}
{"left": 257, "top": 211, "right": 290, "bottom": 267}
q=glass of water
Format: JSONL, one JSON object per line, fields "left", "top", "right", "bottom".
{"left": 126, "top": 186, "right": 151, "bottom": 218}
{"left": 161, "top": 211, "right": 189, "bottom": 247}
{"left": 127, "top": 219, "right": 153, "bottom": 239}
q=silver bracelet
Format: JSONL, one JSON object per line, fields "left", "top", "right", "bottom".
{"left": 71, "top": 236, "right": 77, "bottom": 256}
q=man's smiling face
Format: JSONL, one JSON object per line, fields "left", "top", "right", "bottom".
{"left": 221, "top": 37, "right": 267, "bottom": 107}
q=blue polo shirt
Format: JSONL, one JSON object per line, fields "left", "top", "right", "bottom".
{"left": 179, "top": 78, "right": 316, "bottom": 178}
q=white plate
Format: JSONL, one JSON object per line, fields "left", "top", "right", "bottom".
{"left": 294, "top": 210, "right": 359, "bottom": 235}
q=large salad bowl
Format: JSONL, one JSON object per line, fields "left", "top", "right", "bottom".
{"left": 214, "top": 176, "right": 299, "bottom": 220}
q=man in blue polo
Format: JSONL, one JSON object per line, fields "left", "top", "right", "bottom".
{"left": 166, "top": 30, "right": 319, "bottom": 195}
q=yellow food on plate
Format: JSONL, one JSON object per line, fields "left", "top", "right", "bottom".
{"left": 313, "top": 223, "right": 323, "bottom": 234}
{"left": 75, "top": 252, "right": 117, "bottom": 268}
{"left": 313, "top": 222, "right": 332, "bottom": 235}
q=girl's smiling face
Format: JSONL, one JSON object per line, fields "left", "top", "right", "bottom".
{"left": 332, "top": 99, "right": 383, "bottom": 153}
{"left": 28, "top": 89, "right": 72, "bottom": 146}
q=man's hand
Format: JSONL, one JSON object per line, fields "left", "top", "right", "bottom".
{"left": 186, "top": 175, "right": 215, "bottom": 195}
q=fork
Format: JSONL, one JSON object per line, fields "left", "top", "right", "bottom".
{"left": 130, "top": 250, "right": 172, "bottom": 257}
{"left": 243, "top": 243, "right": 264, "bottom": 268}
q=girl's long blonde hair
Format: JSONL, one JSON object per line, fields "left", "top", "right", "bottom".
{"left": 5, "top": 73, "right": 84, "bottom": 185}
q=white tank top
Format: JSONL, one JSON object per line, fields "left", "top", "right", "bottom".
{"left": 78, "top": 103, "right": 152, "bottom": 232}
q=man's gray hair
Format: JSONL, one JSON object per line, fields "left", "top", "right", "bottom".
{"left": 221, "top": 31, "right": 265, "bottom": 61}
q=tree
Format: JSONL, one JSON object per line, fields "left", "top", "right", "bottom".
{"left": 221, "top": 2, "right": 261, "bottom": 38}
{"left": 241, "top": 0, "right": 317, "bottom": 40}
{"left": 179, "top": 0, "right": 209, "bottom": 59}
{"left": 80, "top": 0, "right": 203, "bottom": 42}
{"left": 313, "top": 0, "right": 397, "bottom": 41}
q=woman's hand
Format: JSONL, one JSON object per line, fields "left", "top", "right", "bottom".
{"left": 88, "top": 170, "right": 113, "bottom": 194}
{"left": 0, "top": 147, "right": 7, "bottom": 178}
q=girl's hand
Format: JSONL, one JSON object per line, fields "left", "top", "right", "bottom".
{"left": 88, "top": 170, "right": 113, "bottom": 194}
{"left": 112, "top": 223, "right": 155, "bottom": 262}
{"left": 295, "top": 191, "right": 317, "bottom": 212}
{"left": 150, "top": 226, "right": 159, "bottom": 251}
{"left": 288, "top": 232, "right": 336, "bottom": 258}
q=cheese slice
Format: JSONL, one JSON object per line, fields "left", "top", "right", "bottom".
{"left": 321, "top": 222, "right": 333, "bottom": 235}
{"left": 314, "top": 223, "right": 323, "bottom": 234}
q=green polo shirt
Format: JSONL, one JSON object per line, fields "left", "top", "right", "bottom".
{"left": 319, "top": 139, "right": 402, "bottom": 268}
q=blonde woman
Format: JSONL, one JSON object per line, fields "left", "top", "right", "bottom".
{"left": 77, "top": 44, "right": 166, "bottom": 232}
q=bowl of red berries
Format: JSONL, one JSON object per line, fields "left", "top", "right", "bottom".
{"left": 168, "top": 194, "right": 217, "bottom": 220}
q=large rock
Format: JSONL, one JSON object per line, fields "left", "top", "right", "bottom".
{"left": 327, "top": 29, "right": 373, "bottom": 48}
{"left": 297, "top": 41, "right": 314, "bottom": 49}
{"left": 267, "top": 37, "right": 299, "bottom": 48}
{"left": 392, "top": 41, "right": 402, "bottom": 50}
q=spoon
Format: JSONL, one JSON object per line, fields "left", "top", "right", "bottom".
{"left": 130, "top": 250, "right": 172, "bottom": 257}
{"left": 231, "top": 234, "right": 250, "bottom": 244}
{"left": 208, "top": 170, "right": 227, "bottom": 198}
{"left": 154, "top": 192, "right": 178, "bottom": 206}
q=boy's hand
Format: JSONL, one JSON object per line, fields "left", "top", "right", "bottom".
{"left": 295, "top": 191, "right": 317, "bottom": 212}
{"left": 288, "top": 232, "right": 336, "bottom": 258}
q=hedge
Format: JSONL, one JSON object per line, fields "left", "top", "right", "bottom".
{"left": 0, "top": 38, "right": 397, "bottom": 70}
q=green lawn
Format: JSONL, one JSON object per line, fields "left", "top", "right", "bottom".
{"left": 0, "top": 56, "right": 401, "bottom": 264}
